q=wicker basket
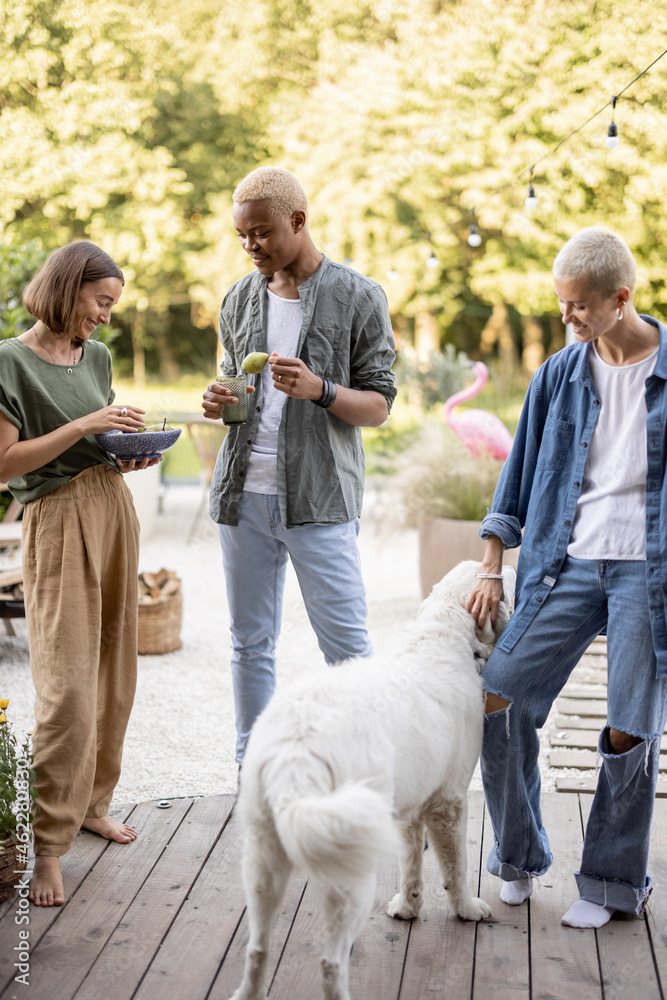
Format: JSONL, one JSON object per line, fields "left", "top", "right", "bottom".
{"left": 138, "top": 590, "right": 183, "bottom": 655}
{"left": 0, "top": 836, "right": 24, "bottom": 901}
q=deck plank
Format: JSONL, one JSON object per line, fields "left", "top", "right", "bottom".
{"left": 555, "top": 717, "right": 606, "bottom": 731}
{"left": 347, "top": 855, "right": 407, "bottom": 1000}
{"left": 570, "top": 664, "right": 608, "bottom": 683}
{"left": 552, "top": 731, "right": 667, "bottom": 754}
{"left": 0, "top": 802, "right": 137, "bottom": 997}
{"left": 647, "top": 797, "right": 667, "bottom": 988}
{"left": 471, "top": 798, "right": 530, "bottom": 997}
{"left": 550, "top": 750, "right": 667, "bottom": 773}
{"left": 132, "top": 800, "right": 245, "bottom": 1000}
{"left": 398, "top": 791, "right": 484, "bottom": 999}
{"left": 267, "top": 878, "right": 330, "bottom": 999}
{"left": 558, "top": 685, "right": 608, "bottom": 700}
{"left": 551, "top": 731, "right": 604, "bottom": 751}
{"left": 208, "top": 869, "right": 307, "bottom": 1000}
{"left": 557, "top": 699, "right": 607, "bottom": 718}
{"left": 0, "top": 799, "right": 193, "bottom": 1000}
{"left": 579, "top": 797, "right": 662, "bottom": 1000}
{"left": 556, "top": 777, "right": 667, "bottom": 797}
{"left": 265, "top": 845, "right": 406, "bottom": 999}
{"left": 530, "top": 793, "right": 602, "bottom": 1000}
{"left": 72, "top": 795, "right": 233, "bottom": 1000}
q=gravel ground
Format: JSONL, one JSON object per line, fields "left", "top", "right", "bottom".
{"left": 0, "top": 479, "right": 569, "bottom": 805}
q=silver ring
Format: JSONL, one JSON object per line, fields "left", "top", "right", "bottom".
{"left": 120, "top": 407, "right": 128, "bottom": 417}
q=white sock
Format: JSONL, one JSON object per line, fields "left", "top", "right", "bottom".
{"left": 561, "top": 899, "right": 614, "bottom": 928}
{"left": 500, "top": 877, "right": 533, "bottom": 905}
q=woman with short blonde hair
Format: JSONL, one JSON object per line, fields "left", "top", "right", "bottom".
{"left": 468, "top": 227, "right": 667, "bottom": 928}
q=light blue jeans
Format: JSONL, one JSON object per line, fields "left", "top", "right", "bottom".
{"left": 218, "top": 491, "right": 373, "bottom": 762}
{"left": 481, "top": 556, "right": 667, "bottom": 915}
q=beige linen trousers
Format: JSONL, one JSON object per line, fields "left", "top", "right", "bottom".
{"left": 22, "top": 464, "right": 140, "bottom": 856}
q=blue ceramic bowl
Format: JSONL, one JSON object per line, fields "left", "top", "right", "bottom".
{"left": 95, "top": 427, "right": 181, "bottom": 462}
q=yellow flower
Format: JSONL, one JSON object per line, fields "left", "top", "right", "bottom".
{"left": 0, "top": 698, "right": 9, "bottom": 709}
{"left": 0, "top": 714, "right": 7, "bottom": 724}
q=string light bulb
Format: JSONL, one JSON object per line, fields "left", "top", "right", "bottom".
{"left": 606, "top": 122, "right": 619, "bottom": 149}
{"left": 606, "top": 96, "right": 619, "bottom": 149}
{"left": 426, "top": 250, "right": 439, "bottom": 269}
{"left": 525, "top": 167, "right": 538, "bottom": 209}
{"left": 468, "top": 210, "right": 482, "bottom": 247}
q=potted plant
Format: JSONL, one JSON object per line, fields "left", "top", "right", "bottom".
{"left": 390, "top": 421, "right": 519, "bottom": 598}
{"left": 0, "top": 699, "right": 36, "bottom": 901}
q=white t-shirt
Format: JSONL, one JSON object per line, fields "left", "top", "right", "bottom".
{"left": 243, "top": 288, "right": 302, "bottom": 495}
{"left": 567, "top": 342, "right": 658, "bottom": 560}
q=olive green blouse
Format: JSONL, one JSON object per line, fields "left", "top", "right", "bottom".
{"left": 0, "top": 338, "right": 117, "bottom": 504}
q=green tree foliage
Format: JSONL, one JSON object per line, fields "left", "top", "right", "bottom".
{"left": 0, "top": 0, "right": 665, "bottom": 372}
{"left": 0, "top": 241, "right": 46, "bottom": 339}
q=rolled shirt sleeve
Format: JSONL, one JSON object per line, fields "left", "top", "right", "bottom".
{"left": 480, "top": 512, "right": 523, "bottom": 549}
{"left": 349, "top": 286, "right": 397, "bottom": 410}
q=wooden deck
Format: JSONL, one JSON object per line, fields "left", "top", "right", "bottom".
{"left": 1, "top": 790, "right": 666, "bottom": 1000}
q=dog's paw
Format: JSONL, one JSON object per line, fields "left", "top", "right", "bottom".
{"left": 456, "top": 896, "right": 492, "bottom": 922}
{"left": 387, "top": 892, "right": 422, "bottom": 920}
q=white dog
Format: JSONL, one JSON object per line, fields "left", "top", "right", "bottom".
{"left": 231, "top": 560, "right": 515, "bottom": 1000}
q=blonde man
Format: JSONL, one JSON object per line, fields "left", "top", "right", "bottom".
{"left": 468, "top": 228, "right": 667, "bottom": 928}
{"left": 202, "top": 167, "right": 396, "bottom": 768}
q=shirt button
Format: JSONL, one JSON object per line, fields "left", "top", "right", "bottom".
{"left": 581, "top": 442, "right": 588, "bottom": 448}
{"left": 564, "top": 519, "right": 571, "bottom": 526}
{"left": 239, "top": 471, "right": 244, "bottom": 478}
{"left": 574, "top": 481, "right": 580, "bottom": 487}
{"left": 537, "top": 596, "right": 543, "bottom": 603}
{"left": 256, "top": 407, "right": 261, "bottom": 412}
{"left": 594, "top": 399, "right": 600, "bottom": 406}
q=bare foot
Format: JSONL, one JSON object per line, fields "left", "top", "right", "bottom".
{"left": 81, "top": 815, "right": 138, "bottom": 843}
{"left": 29, "top": 856, "right": 65, "bottom": 906}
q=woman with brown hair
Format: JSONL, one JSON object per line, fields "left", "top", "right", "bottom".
{"left": 0, "top": 241, "right": 159, "bottom": 906}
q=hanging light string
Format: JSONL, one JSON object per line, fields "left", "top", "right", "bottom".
{"left": 454, "top": 45, "right": 667, "bottom": 240}
{"left": 383, "top": 46, "right": 667, "bottom": 273}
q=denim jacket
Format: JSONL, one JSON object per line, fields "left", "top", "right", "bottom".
{"left": 480, "top": 315, "right": 667, "bottom": 677}
{"left": 209, "top": 256, "right": 396, "bottom": 528}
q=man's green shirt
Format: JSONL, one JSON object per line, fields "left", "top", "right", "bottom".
{"left": 210, "top": 257, "right": 397, "bottom": 528}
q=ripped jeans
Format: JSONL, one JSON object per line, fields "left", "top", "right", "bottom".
{"left": 481, "top": 556, "right": 667, "bottom": 915}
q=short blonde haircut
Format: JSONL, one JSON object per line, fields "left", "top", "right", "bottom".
{"left": 233, "top": 166, "right": 308, "bottom": 220}
{"left": 553, "top": 227, "right": 636, "bottom": 300}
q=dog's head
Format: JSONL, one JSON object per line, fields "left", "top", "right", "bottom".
{"left": 420, "top": 559, "right": 516, "bottom": 668}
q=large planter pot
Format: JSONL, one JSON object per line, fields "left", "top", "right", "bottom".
{"left": 418, "top": 515, "right": 520, "bottom": 599}
{"left": 0, "top": 836, "right": 25, "bottom": 901}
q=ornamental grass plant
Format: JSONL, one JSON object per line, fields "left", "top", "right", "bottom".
{"left": 391, "top": 420, "right": 506, "bottom": 527}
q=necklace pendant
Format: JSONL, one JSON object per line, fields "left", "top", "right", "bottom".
{"left": 67, "top": 367, "right": 73, "bottom": 374}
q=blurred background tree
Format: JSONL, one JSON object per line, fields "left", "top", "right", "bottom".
{"left": 0, "top": 0, "right": 666, "bottom": 383}
{"left": 0, "top": 241, "right": 46, "bottom": 339}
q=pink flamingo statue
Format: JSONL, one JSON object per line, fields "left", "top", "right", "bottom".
{"left": 444, "top": 362, "right": 513, "bottom": 460}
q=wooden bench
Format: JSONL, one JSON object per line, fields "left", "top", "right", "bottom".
{"left": 0, "top": 483, "right": 24, "bottom": 634}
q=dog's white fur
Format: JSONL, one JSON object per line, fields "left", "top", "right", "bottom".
{"left": 231, "top": 560, "right": 515, "bottom": 1000}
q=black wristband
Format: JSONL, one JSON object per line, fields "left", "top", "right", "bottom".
{"left": 312, "top": 377, "right": 338, "bottom": 409}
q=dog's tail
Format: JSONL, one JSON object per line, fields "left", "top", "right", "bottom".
{"left": 274, "top": 782, "right": 398, "bottom": 885}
